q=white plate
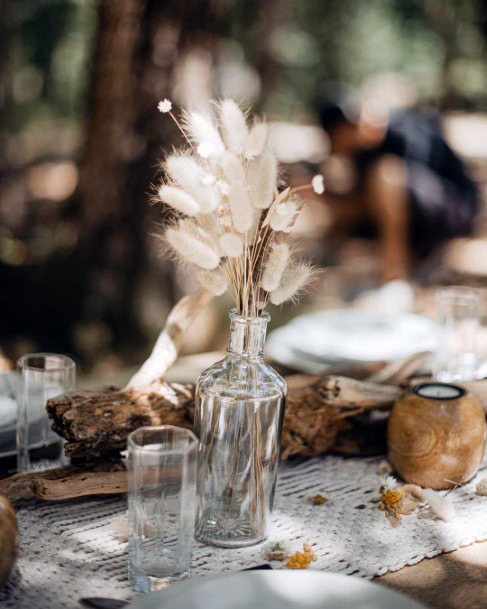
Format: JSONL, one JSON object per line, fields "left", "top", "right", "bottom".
{"left": 267, "top": 309, "right": 442, "bottom": 372}
{"left": 127, "top": 570, "right": 427, "bottom": 609}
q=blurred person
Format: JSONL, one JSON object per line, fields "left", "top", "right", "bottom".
{"left": 317, "top": 90, "right": 479, "bottom": 291}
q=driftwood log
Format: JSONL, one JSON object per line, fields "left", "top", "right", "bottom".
{"left": 0, "top": 288, "right": 431, "bottom": 502}
{"left": 0, "top": 373, "right": 407, "bottom": 502}
{"left": 0, "top": 460, "right": 126, "bottom": 502}
{"left": 45, "top": 375, "right": 401, "bottom": 462}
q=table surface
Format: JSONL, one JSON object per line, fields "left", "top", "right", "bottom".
{"left": 75, "top": 352, "right": 487, "bottom": 609}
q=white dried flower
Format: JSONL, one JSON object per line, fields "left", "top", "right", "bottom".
{"left": 219, "top": 233, "right": 244, "bottom": 257}
{"left": 269, "top": 200, "right": 298, "bottom": 233}
{"left": 421, "top": 488, "right": 455, "bottom": 522}
{"left": 269, "top": 262, "right": 314, "bottom": 305}
{"left": 197, "top": 268, "right": 228, "bottom": 295}
{"left": 197, "top": 142, "right": 216, "bottom": 159}
{"left": 245, "top": 122, "right": 268, "bottom": 159}
{"left": 228, "top": 185, "right": 254, "bottom": 233}
{"left": 382, "top": 475, "right": 398, "bottom": 490}
{"left": 165, "top": 155, "right": 219, "bottom": 212}
{"left": 220, "top": 99, "right": 248, "bottom": 153}
{"left": 166, "top": 224, "right": 220, "bottom": 269}
{"left": 476, "top": 478, "right": 487, "bottom": 496}
{"left": 157, "top": 185, "right": 199, "bottom": 216}
{"left": 201, "top": 173, "right": 216, "bottom": 185}
{"left": 261, "top": 243, "right": 290, "bottom": 292}
{"left": 186, "top": 111, "right": 224, "bottom": 159}
{"left": 157, "top": 99, "right": 172, "bottom": 113}
{"left": 220, "top": 151, "right": 245, "bottom": 184}
{"left": 248, "top": 151, "right": 277, "bottom": 209}
{"left": 155, "top": 97, "right": 317, "bottom": 317}
{"left": 312, "top": 174, "right": 325, "bottom": 195}
{"left": 216, "top": 179, "right": 229, "bottom": 195}
{"left": 220, "top": 152, "right": 254, "bottom": 232}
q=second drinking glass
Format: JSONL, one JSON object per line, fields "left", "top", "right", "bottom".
{"left": 17, "top": 353, "right": 75, "bottom": 472}
{"left": 127, "top": 425, "right": 198, "bottom": 592}
{"left": 435, "top": 286, "right": 483, "bottom": 382}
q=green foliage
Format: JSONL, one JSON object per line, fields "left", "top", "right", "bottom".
{"left": 11, "top": 0, "right": 96, "bottom": 130}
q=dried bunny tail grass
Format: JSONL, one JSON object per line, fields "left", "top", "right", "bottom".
{"left": 261, "top": 242, "right": 290, "bottom": 292}
{"left": 165, "top": 154, "right": 202, "bottom": 188}
{"left": 219, "top": 232, "right": 244, "bottom": 257}
{"left": 421, "top": 489, "right": 455, "bottom": 522}
{"left": 228, "top": 186, "right": 254, "bottom": 233}
{"left": 245, "top": 122, "right": 268, "bottom": 159}
{"left": 184, "top": 110, "right": 224, "bottom": 159}
{"left": 197, "top": 268, "right": 228, "bottom": 295}
{"left": 165, "top": 154, "right": 219, "bottom": 212}
{"left": 220, "top": 151, "right": 245, "bottom": 184}
{"left": 197, "top": 210, "right": 221, "bottom": 234}
{"left": 166, "top": 222, "right": 220, "bottom": 269}
{"left": 219, "top": 99, "right": 248, "bottom": 153}
{"left": 157, "top": 185, "right": 200, "bottom": 216}
{"left": 221, "top": 152, "right": 254, "bottom": 232}
{"left": 269, "top": 262, "right": 316, "bottom": 305}
{"left": 248, "top": 150, "right": 277, "bottom": 209}
{"left": 269, "top": 195, "right": 302, "bottom": 232}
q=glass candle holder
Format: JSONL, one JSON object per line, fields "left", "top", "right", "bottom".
{"left": 127, "top": 425, "right": 198, "bottom": 593}
{"left": 17, "top": 353, "right": 75, "bottom": 472}
{"left": 435, "top": 286, "right": 483, "bottom": 382}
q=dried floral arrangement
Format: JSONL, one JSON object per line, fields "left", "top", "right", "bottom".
{"left": 155, "top": 98, "right": 324, "bottom": 317}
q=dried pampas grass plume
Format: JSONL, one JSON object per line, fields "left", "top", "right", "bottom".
{"left": 261, "top": 243, "right": 290, "bottom": 292}
{"left": 157, "top": 185, "right": 200, "bottom": 216}
{"left": 269, "top": 263, "right": 315, "bottom": 305}
{"left": 220, "top": 99, "right": 248, "bottom": 153}
{"left": 166, "top": 224, "right": 220, "bottom": 269}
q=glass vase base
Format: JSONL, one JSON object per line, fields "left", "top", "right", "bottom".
{"left": 196, "top": 511, "right": 268, "bottom": 548}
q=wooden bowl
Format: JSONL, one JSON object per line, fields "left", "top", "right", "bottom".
{"left": 388, "top": 383, "right": 486, "bottom": 489}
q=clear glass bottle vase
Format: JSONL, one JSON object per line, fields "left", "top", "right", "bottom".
{"left": 194, "top": 309, "right": 286, "bottom": 548}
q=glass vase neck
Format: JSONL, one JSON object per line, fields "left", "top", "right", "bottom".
{"left": 227, "top": 309, "right": 270, "bottom": 357}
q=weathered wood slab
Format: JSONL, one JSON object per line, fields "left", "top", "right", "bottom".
{"left": 0, "top": 461, "right": 126, "bottom": 502}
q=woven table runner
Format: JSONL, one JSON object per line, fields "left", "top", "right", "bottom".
{"left": 2, "top": 454, "right": 486, "bottom": 609}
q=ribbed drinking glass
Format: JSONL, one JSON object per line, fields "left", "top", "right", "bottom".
{"left": 127, "top": 425, "right": 198, "bottom": 592}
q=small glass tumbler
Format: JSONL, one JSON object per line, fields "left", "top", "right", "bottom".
{"left": 17, "top": 353, "right": 75, "bottom": 472}
{"left": 435, "top": 286, "right": 483, "bottom": 382}
{"left": 127, "top": 426, "right": 198, "bottom": 593}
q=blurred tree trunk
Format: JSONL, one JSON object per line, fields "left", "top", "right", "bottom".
{"left": 75, "top": 0, "right": 233, "bottom": 363}
{"left": 76, "top": 0, "right": 149, "bottom": 357}
{"left": 0, "top": 0, "right": 13, "bottom": 174}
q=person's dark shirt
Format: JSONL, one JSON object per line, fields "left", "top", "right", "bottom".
{"left": 353, "top": 111, "right": 478, "bottom": 254}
